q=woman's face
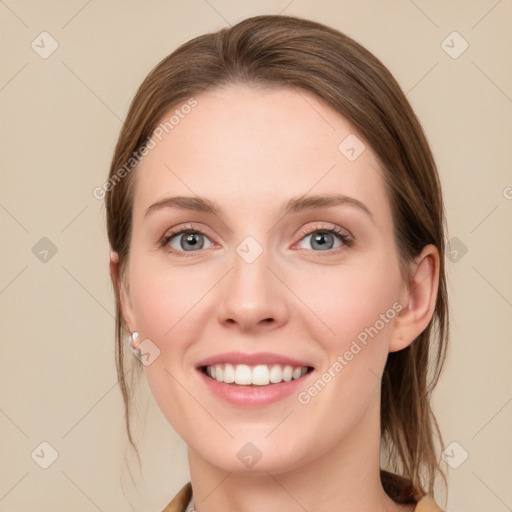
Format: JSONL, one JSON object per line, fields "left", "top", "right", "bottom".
{"left": 120, "top": 85, "right": 410, "bottom": 474}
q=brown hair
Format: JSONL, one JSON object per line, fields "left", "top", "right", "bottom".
{"left": 106, "top": 14, "right": 449, "bottom": 499}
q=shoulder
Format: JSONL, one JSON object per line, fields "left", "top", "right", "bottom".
{"left": 380, "top": 470, "right": 444, "bottom": 512}
{"left": 160, "top": 482, "right": 192, "bottom": 512}
{"left": 160, "top": 478, "right": 444, "bottom": 512}
{"left": 414, "top": 495, "right": 444, "bottom": 512}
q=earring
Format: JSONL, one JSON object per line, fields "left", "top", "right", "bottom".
{"left": 129, "top": 331, "right": 140, "bottom": 355}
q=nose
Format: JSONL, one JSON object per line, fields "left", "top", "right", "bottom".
{"left": 216, "top": 246, "right": 290, "bottom": 333}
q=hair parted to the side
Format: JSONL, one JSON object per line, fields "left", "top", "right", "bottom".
{"left": 106, "top": 14, "right": 449, "bottom": 498}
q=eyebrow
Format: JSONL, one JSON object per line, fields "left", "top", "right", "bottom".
{"left": 282, "top": 194, "right": 373, "bottom": 221}
{"left": 144, "top": 193, "right": 373, "bottom": 222}
{"left": 145, "top": 196, "right": 221, "bottom": 218}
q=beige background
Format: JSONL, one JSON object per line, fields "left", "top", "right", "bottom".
{"left": 1, "top": 1, "right": 511, "bottom": 511}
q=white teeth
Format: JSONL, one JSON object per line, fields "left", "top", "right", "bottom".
{"left": 251, "top": 365, "right": 269, "bottom": 386}
{"left": 269, "top": 364, "right": 283, "bottom": 383}
{"left": 204, "top": 363, "right": 310, "bottom": 386}
{"left": 292, "top": 367, "right": 302, "bottom": 380}
{"left": 235, "top": 364, "right": 252, "bottom": 385}
{"left": 282, "top": 365, "right": 293, "bottom": 382}
{"left": 223, "top": 363, "right": 235, "bottom": 383}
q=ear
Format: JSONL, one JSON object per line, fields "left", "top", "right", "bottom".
{"left": 110, "top": 251, "right": 137, "bottom": 333}
{"left": 389, "top": 244, "right": 440, "bottom": 353}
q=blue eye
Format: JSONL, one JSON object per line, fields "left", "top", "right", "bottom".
{"left": 299, "top": 231, "right": 343, "bottom": 251}
{"left": 296, "top": 227, "right": 351, "bottom": 251}
{"left": 161, "top": 229, "right": 214, "bottom": 252}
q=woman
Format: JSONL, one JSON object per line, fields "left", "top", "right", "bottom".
{"left": 106, "top": 14, "right": 449, "bottom": 512}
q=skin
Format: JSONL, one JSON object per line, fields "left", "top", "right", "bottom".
{"left": 111, "top": 84, "right": 439, "bottom": 512}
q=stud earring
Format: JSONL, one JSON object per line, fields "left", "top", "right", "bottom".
{"left": 129, "top": 331, "right": 140, "bottom": 355}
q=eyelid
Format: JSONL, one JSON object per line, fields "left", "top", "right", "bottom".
{"left": 160, "top": 222, "right": 211, "bottom": 241}
{"left": 294, "top": 222, "right": 352, "bottom": 241}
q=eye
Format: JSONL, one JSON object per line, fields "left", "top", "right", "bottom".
{"left": 294, "top": 225, "right": 352, "bottom": 252}
{"left": 160, "top": 225, "right": 215, "bottom": 254}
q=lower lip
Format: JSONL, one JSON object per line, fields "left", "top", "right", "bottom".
{"left": 197, "top": 368, "right": 314, "bottom": 407}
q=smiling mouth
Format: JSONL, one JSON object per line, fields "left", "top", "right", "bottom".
{"left": 200, "top": 363, "right": 314, "bottom": 386}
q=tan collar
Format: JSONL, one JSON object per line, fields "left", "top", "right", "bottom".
{"left": 161, "top": 476, "right": 444, "bottom": 512}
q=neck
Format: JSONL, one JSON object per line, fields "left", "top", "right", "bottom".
{"left": 186, "top": 393, "right": 408, "bottom": 512}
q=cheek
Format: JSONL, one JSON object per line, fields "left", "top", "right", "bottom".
{"left": 128, "top": 255, "right": 211, "bottom": 343}
{"left": 126, "top": 256, "right": 213, "bottom": 432}
{"left": 290, "top": 253, "right": 402, "bottom": 413}
{"left": 292, "top": 255, "right": 401, "bottom": 351}
{"left": 291, "top": 263, "right": 401, "bottom": 439}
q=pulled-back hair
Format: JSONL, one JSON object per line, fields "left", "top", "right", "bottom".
{"left": 106, "top": 14, "right": 449, "bottom": 498}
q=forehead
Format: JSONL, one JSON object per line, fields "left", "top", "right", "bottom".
{"left": 133, "top": 85, "right": 391, "bottom": 225}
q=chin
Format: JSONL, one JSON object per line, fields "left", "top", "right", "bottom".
{"left": 191, "top": 436, "right": 313, "bottom": 476}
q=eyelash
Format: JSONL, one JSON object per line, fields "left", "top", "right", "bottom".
{"left": 295, "top": 224, "right": 353, "bottom": 254}
{"left": 159, "top": 223, "right": 353, "bottom": 257}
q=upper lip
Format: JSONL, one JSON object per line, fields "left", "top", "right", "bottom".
{"left": 196, "top": 352, "right": 314, "bottom": 369}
